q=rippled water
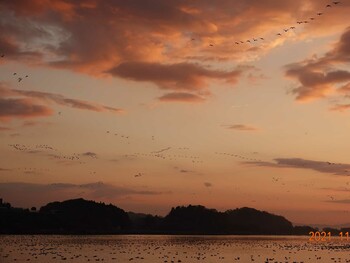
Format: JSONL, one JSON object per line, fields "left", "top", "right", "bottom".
{"left": 1, "top": 235, "right": 350, "bottom": 262}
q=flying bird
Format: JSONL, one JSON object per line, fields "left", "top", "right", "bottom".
{"left": 317, "top": 12, "right": 323, "bottom": 15}
{"left": 18, "top": 78, "right": 22, "bottom": 82}
{"left": 276, "top": 33, "right": 282, "bottom": 36}
{"left": 0, "top": 54, "right": 4, "bottom": 58}
{"left": 326, "top": 4, "right": 332, "bottom": 7}
{"left": 333, "top": 1, "right": 340, "bottom": 4}
{"left": 134, "top": 173, "right": 142, "bottom": 178}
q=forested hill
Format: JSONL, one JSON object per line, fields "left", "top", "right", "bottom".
{"left": 0, "top": 199, "right": 320, "bottom": 235}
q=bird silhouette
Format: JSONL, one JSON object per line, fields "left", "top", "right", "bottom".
{"left": 134, "top": 173, "right": 142, "bottom": 178}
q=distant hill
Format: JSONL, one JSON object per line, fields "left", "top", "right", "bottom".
{"left": 162, "top": 205, "right": 293, "bottom": 234}
{"left": 39, "top": 198, "right": 131, "bottom": 233}
{"left": 0, "top": 198, "right": 321, "bottom": 235}
{"left": 0, "top": 198, "right": 130, "bottom": 234}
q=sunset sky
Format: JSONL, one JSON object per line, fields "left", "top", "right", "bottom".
{"left": 1, "top": 0, "right": 350, "bottom": 226}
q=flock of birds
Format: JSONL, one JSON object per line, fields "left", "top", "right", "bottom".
{"left": 2, "top": 235, "right": 350, "bottom": 263}
{"left": 1, "top": 54, "right": 29, "bottom": 82}
{"left": 205, "top": 1, "right": 342, "bottom": 48}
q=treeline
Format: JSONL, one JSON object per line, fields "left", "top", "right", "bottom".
{"left": 0, "top": 198, "right": 339, "bottom": 235}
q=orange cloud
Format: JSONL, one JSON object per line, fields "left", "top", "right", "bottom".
{"left": 2, "top": 0, "right": 349, "bottom": 91}
{"left": 330, "top": 104, "right": 350, "bottom": 112}
{"left": 285, "top": 27, "right": 350, "bottom": 101}
{"left": 1, "top": 0, "right": 350, "bottom": 108}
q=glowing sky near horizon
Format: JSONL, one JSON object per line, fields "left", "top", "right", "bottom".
{"left": 1, "top": 0, "right": 350, "bottom": 225}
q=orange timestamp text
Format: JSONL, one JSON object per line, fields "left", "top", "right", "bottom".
{"left": 309, "top": 231, "right": 349, "bottom": 242}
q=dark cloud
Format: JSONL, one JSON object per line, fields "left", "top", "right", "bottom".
{"left": 0, "top": 84, "right": 124, "bottom": 120}
{"left": 246, "top": 158, "right": 350, "bottom": 176}
{"left": 224, "top": 124, "right": 258, "bottom": 131}
{"left": 10, "top": 88, "right": 124, "bottom": 114}
{"left": 108, "top": 62, "right": 243, "bottom": 93}
{"left": 0, "top": 97, "right": 53, "bottom": 121}
{"left": 0, "top": 182, "right": 165, "bottom": 208}
{"left": 158, "top": 92, "right": 206, "bottom": 103}
{"left": 285, "top": 27, "right": 350, "bottom": 102}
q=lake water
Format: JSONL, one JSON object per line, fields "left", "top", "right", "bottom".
{"left": 1, "top": 235, "right": 350, "bottom": 262}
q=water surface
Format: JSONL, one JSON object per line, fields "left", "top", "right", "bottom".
{"left": 1, "top": 235, "right": 350, "bottom": 262}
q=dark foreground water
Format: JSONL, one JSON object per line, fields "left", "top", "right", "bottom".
{"left": 1, "top": 235, "right": 350, "bottom": 262}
